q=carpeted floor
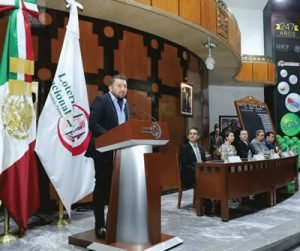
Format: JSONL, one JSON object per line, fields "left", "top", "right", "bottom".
{"left": 1, "top": 186, "right": 300, "bottom": 250}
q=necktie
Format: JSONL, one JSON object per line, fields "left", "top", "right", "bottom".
{"left": 194, "top": 144, "right": 202, "bottom": 163}
{"left": 117, "top": 99, "right": 123, "bottom": 110}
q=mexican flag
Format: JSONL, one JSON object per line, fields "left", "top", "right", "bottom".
{"left": 0, "top": 0, "right": 39, "bottom": 236}
{"left": 35, "top": 1, "right": 95, "bottom": 216}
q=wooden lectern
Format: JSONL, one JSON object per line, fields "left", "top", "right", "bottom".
{"left": 69, "top": 119, "right": 183, "bottom": 250}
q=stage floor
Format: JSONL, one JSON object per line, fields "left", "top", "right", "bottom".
{"left": 2, "top": 184, "right": 300, "bottom": 251}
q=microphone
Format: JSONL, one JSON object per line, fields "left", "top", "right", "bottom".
{"left": 131, "top": 103, "right": 157, "bottom": 122}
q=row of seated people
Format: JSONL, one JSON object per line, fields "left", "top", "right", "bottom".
{"left": 180, "top": 127, "right": 279, "bottom": 190}
{"left": 210, "top": 124, "right": 278, "bottom": 160}
{"left": 179, "top": 127, "right": 280, "bottom": 213}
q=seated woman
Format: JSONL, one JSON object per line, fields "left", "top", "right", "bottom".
{"left": 219, "top": 130, "right": 240, "bottom": 208}
{"left": 219, "top": 130, "right": 236, "bottom": 161}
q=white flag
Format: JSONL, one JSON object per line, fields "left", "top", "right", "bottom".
{"left": 35, "top": 0, "right": 95, "bottom": 216}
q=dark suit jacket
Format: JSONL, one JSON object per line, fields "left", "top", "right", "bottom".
{"left": 86, "top": 93, "right": 129, "bottom": 159}
{"left": 234, "top": 140, "right": 252, "bottom": 159}
{"left": 179, "top": 142, "right": 206, "bottom": 189}
{"left": 265, "top": 140, "right": 276, "bottom": 150}
{"left": 209, "top": 133, "right": 223, "bottom": 156}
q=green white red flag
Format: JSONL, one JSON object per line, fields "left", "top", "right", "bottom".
{"left": 0, "top": 0, "right": 39, "bottom": 236}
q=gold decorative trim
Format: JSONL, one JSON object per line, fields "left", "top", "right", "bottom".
{"left": 217, "top": 6, "right": 228, "bottom": 39}
{"left": 8, "top": 80, "right": 32, "bottom": 96}
{"left": 241, "top": 55, "right": 273, "bottom": 63}
{"left": 10, "top": 57, "right": 34, "bottom": 75}
{"left": 234, "top": 96, "right": 266, "bottom": 106}
{"left": 215, "top": 0, "right": 227, "bottom": 10}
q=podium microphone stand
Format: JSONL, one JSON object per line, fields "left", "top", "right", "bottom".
{"left": 69, "top": 119, "right": 183, "bottom": 250}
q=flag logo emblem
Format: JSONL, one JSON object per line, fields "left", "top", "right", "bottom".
{"left": 57, "top": 104, "right": 90, "bottom": 155}
{"left": 2, "top": 94, "right": 33, "bottom": 140}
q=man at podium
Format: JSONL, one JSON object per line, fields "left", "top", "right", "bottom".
{"left": 87, "top": 74, "right": 129, "bottom": 239}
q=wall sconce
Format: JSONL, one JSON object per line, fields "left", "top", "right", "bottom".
{"left": 205, "top": 39, "right": 216, "bottom": 70}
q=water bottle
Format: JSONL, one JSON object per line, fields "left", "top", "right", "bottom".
{"left": 269, "top": 149, "right": 274, "bottom": 159}
{"left": 224, "top": 151, "right": 228, "bottom": 163}
{"left": 247, "top": 150, "right": 252, "bottom": 161}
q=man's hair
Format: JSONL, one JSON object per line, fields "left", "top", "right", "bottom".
{"left": 109, "top": 74, "right": 127, "bottom": 86}
{"left": 256, "top": 129, "right": 265, "bottom": 136}
{"left": 214, "top": 123, "right": 219, "bottom": 129}
{"left": 239, "top": 129, "right": 248, "bottom": 136}
{"left": 266, "top": 131, "right": 274, "bottom": 137}
{"left": 188, "top": 127, "right": 199, "bottom": 134}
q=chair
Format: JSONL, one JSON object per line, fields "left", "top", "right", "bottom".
{"left": 176, "top": 153, "right": 196, "bottom": 209}
{"left": 159, "top": 144, "right": 195, "bottom": 209}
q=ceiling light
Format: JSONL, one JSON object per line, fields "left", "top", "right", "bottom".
{"left": 204, "top": 39, "right": 216, "bottom": 70}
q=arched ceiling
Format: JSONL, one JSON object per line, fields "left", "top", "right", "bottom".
{"left": 37, "top": 0, "right": 242, "bottom": 84}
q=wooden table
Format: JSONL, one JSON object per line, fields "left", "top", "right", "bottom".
{"left": 195, "top": 156, "right": 298, "bottom": 221}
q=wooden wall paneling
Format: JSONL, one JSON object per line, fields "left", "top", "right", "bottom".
{"left": 135, "top": 0, "right": 151, "bottom": 5}
{"left": 236, "top": 62, "right": 253, "bottom": 82}
{"left": 32, "top": 12, "right": 55, "bottom": 84}
{"left": 31, "top": 8, "right": 207, "bottom": 209}
{"left": 199, "top": 62, "right": 209, "bottom": 151}
{"left": 227, "top": 15, "right": 236, "bottom": 49}
{"left": 77, "top": 194, "right": 93, "bottom": 203}
{"left": 216, "top": 6, "right": 228, "bottom": 41}
{"left": 159, "top": 94, "right": 184, "bottom": 149}
{"left": 179, "top": 0, "right": 201, "bottom": 25}
{"left": 200, "top": 0, "right": 217, "bottom": 34}
{"left": 268, "top": 63, "right": 276, "bottom": 83}
{"left": 114, "top": 31, "right": 150, "bottom": 81}
{"left": 189, "top": 54, "right": 200, "bottom": 72}
{"left": 51, "top": 17, "right": 67, "bottom": 64}
{"left": 159, "top": 142, "right": 181, "bottom": 191}
{"left": 158, "top": 44, "right": 183, "bottom": 87}
{"left": 152, "top": 0, "right": 179, "bottom": 16}
{"left": 87, "top": 85, "right": 102, "bottom": 105}
{"left": 32, "top": 35, "right": 39, "bottom": 61}
{"left": 253, "top": 63, "right": 268, "bottom": 82}
{"left": 126, "top": 89, "right": 151, "bottom": 120}
{"left": 236, "top": 28, "right": 241, "bottom": 54}
{"left": 79, "top": 20, "right": 104, "bottom": 74}
{"left": 199, "top": 61, "right": 208, "bottom": 89}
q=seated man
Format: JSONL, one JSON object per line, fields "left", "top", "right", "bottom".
{"left": 179, "top": 127, "right": 206, "bottom": 189}
{"left": 265, "top": 131, "right": 276, "bottom": 150}
{"left": 234, "top": 129, "right": 252, "bottom": 159}
{"left": 250, "top": 129, "right": 270, "bottom": 155}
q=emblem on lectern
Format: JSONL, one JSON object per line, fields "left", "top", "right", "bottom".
{"left": 141, "top": 122, "right": 162, "bottom": 139}
{"left": 150, "top": 122, "right": 161, "bottom": 139}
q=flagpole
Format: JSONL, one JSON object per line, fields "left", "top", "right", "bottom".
{"left": 52, "top": 199, "right": 70, "bottom": 226}
{"left": 0, "top": 207, "right": 18, "bottom": 243}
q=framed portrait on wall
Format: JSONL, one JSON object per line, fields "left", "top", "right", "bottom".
{"left": 219, "top": 115, "right": 241, "bottom": 132}
{"left": 180, "top": 82, "right": 193, "bottom": 116}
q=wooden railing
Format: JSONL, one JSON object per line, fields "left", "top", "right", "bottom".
{"left": 134, "top": 0, "right": 276, "bottom": 85}
{"left": 135, "top": 0, "right": 241, "bottom": 54}
{"left": 195, "top": 156, "right": 298, "bottom": 221}
{"left": 236, "top": 55, "right": 276, "bottom": 84}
